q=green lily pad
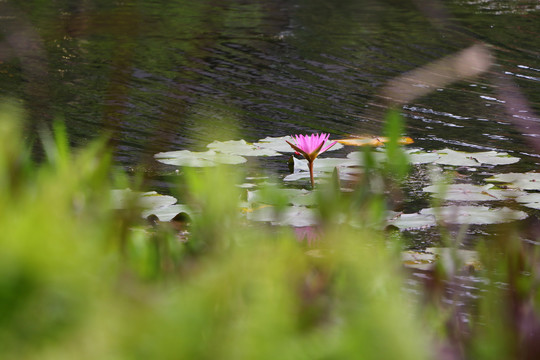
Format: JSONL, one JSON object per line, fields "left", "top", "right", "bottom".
{"left": 402, "top": 247, "right": 480, "bottom": 271}
{"left": 387, "top": 212, "right": 437, "bottom": 230}
{"left": 254, "top": 135, "right": 344, "bottom": 153}
{"left": 406, "top": 149, "right": 441, "bottom": 165}
{"left": 345, "top": 151, "right": 387, "bottom": 164}
{"left": 142, "top": 204, "right": 193, "bottom": 222}
{"left": 432, "top": 148, "right": 519, "bottom": 166}
{"left": 247, "top": 188, "right": 317, "bottom": 206}
{"left": 207, "top": 139, "right": 281, "bottom": 156}
{"left": 245, "top": 205, "right": 318, "bottom": 227}
{"left": 284, "top": 169, "right": 361, "bottom": 182}
{"left": 485, "top": 172, "right": 540, "bottom": 190}
{"left": 514, "top": 192, "right": 540, "bottom": 210}
{"left": 401, "top": 250, "right": 438, "bottom": 270}
{"left": 292, "top": 156, "right": 359, "bottom": 172}
{"left": 111, "top": 189, "right": 177, "bottom": 210}
{"left": 422, "top": 183, "right": 525, "bottom": 201}
{"left": 420, "top": 205, "right": 527, "bottom": 225}
{"left": 154, "top": 149, "right": 247, "bottom": 167}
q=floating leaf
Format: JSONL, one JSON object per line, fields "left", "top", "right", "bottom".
{"left": 111, "top": 189, "right": 177, "bottom": 210}
{"left": 514, "top": 192, "right": 540, "bottom": 210}
{"left": 291, "top": 156, "right": 358, "bottom": 172}
{"left": 387, "top": 212, "right": 437, "bottom": 230}
{"left": 399, "top": 148, "right": 519, "bottom": 167}
{"left": 406, "top": 149, "right": 440, "bottom": 165}
{"left": 142, "top": 204, "right": 193, "bottom": 222}
{"left": 247, "top": 188, "right": 317, "bottom": 207}
{"left": 433, "top": 148, "right": 519, "bottom": 166}
{"left": 346, "top": 151, "right": 387, "bottom": 164}
{"left": 422, "top": 183, "right": 525, "bottom": 201}
{"left": 154, "top": 149, "right": 246, "bottom": 167}
{"left": 401, "top": 251, "right": 438, "bottom": 270}
{"left": 402, "top": 247, "right": 480, "bottom": 271}
{"left": 336, "top": 136, "right": 414, "bottom": 147}
{"left": 245, "top": 205, "right": 318, "bottom": 227}
{"left": 485, "top": 172, "right": 540, "bottom": 190}
{"left": 420, "top": 205, "right": 527, "bottom": 225}
{"left": 254, "top": 135, "right": 344, "bottom": 153}
{"left": 207, "top": 139, "right": 281, "bottom": 156}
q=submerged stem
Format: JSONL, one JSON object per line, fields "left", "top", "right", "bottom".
{"left": 308, "top": 160, "right": 314, "bottom": 188}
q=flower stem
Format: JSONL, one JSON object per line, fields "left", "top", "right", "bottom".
{"left": 308, "top": 161, "right": 314, "bottom": 188}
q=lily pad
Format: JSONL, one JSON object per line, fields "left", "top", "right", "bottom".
{"left": 142, "top": 204, "right": 193, "bottom": 222}
{"left": 402, "top": 247, "right": 480, "bottom": 271}
{"left": 337, "top": 136, "right": 414, "bottom": 147}
{"left": 515, "top": 192, "right": 540, "bottom": 210}
{"left": 485, "top": 172, "right": 540, "bottom": 190}
{"left": 245, "top": 205, "right": 318, "bottom": 227}
{"left": 207, "top": 139, "right": 281, "bottom": 156}
{"left": 254, "top": 135, "right": 344, "bottom": 153}
{"left": 422, "top": 183, "right": 525, "bottom": 201}
{"left": 401, "top": 251, "right": 438, "bottom": 270}
{"left": 387, "top": 212, "right": 437, "bottom": 230}
{"left": 247, "top": 188, "right": 317, "bottom": 207}
{"left": 154, "top": 149, "right": 247, "bottom": 167}
{"left": 292, "top": 156, "right": 359, "bottom": 172}
{"left": 420, "top": 205, "right": 527, "bottom": 225}
{"left": 111, "top": 189, "right": 177, "bottom": 210}
{"left": 346, "top": 151, "right": 387, "bottom": 164}
{"left": 432, "top": 148, "right": 519, "bottom": 166}
{"left": 406, "top": 149, "right": 441, "bottom": 165}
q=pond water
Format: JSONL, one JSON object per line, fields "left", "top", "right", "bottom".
{"left": 1, "top": 1, "right": 540, "bottom": 229}
{"left": 1, "top": 0, "right": 538, "bottom": 168}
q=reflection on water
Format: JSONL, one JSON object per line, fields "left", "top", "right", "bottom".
{"left": 0, "top": 0, "right": 538, "bottom": 169}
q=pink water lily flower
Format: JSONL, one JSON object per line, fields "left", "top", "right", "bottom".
{"left": 286, "top": 133, "right": 337, "bottom": 188}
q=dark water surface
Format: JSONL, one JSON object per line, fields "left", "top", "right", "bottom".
{"left": 0, "top": 0, "right": 539, "bottom": 170}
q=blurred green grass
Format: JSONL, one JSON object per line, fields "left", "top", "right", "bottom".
{"left": 2, "top": 100, "right": 540, "bottom": 359}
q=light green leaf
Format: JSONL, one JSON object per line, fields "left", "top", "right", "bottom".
{"left": 387, "top": 212, "right": 437, "bottom": 230}
{"left": 292, "top": 156, "right": 358, "bottom": 172}
{"left": 420, "top": 205, "right": 527, "bottom": 225}
{"left": 247, "top": 188, "right": 316, "bottom": 206}
{"left": 254, "top": 135, "right": 344, "bottom": 153}
{"left": 422, "top": 183, "right": 525, "bottom": 201}
{"left": 111, "top": 189, "right": 177, "bottom": 210}
{"left": 433, "top": 148, "right": 519, "bottom": 166}
{"left": 245, "top": 205, "right": 318, "bottom": 227}
{"left": 142, "top": 204, "right": 193, "bottom": 222}
{"left": 207, "top": 139, "right": 281, "bottom": 156}
{"left": 485, "top": 172, "right": 540, "bottom": 190}
{"left": 154, "top": 149, "right": 247, "bottom": 167}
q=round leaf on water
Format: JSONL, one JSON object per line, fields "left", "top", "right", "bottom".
{"left": 402, "top": 248, "right": 480, "bottom": 271}
{"left": 432, "top": 148, "right": 519, "bottom": 166}
{"left": 245, "top": 205, "right": 318, "bottom": 227}
{"left": 422, "top": 183, "right": 525, "bottom": 201}
{"left": 207, "top": 139, "right": 281, "bottom": 156}
{"left": 420, "top": 205, "right": 527, "bottom": 225}
{"left": 254, "top": 135, "right": 344, "bottom": 153}
{"left": 485, "top": 172, "right": 540, "bottom": 190}
{"left": 142, "top": 204, "right": 193, "bottom": 222}
{"left": 336, "top": 136, "right": 414, "bottom": 146}
{"left": 292, "top": 156, "right": 358, "bottom": 172}
{"left": 247, "top": 188, "right": 316, "bottom": 207}
{"left": 406, "top": 150, "right": 440, "bottom": 164}
{"left": 402, "top": 251, "right": 438, "bottom": 270}
{"left": 515, "top": 192, "right": 540, "bottom": 210}
{"left": 154, "top": 149, "right": 247, "bottom": 167}
{"left": 346, "top": 151, "right": 387, "bottom": 164}
{"left": 111, "top": 189, "right": 177, "bottom": 210}
{"left": 387, "top": 212, "right": 437, "bottom": 230}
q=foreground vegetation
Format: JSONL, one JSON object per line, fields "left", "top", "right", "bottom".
{"left": 2, "top": 101, "right": 540, "bottom": 360}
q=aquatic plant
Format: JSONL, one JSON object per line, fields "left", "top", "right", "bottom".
{"left": 286, "top": 133, "right": 337, "bottom": 188}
